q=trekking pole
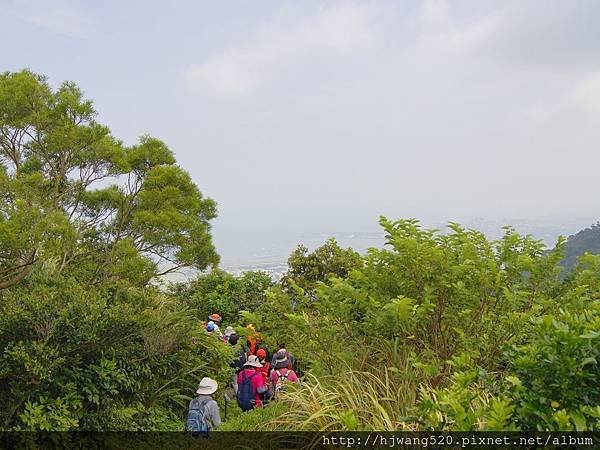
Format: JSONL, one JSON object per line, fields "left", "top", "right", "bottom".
{"left": 224, "top": 393, "right": 229, "bottom": 421}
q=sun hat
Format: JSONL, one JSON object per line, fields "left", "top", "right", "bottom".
{"left": 244, "top": 355, "right": 263, "bottom": 368}
{"left": 256, "top": 348, "right": 267, "bottom": 359}
{"left": 224, "top": 326, "right": 235, "bottom": 336}
{"left": 208, "top": 313, "right": 222, "bottom": 322}
{"left": 196, "top": 377, "right": 218, "bottom": 395}
{"left": 274, "top": 349, "right": 290, "bottom": 370}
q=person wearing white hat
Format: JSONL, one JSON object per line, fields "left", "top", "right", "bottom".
{"left": 236, "top": 355, "right": 269, "bottom": 410}
{"left": 223, "top": 326, "right": 236, "bottom": 340}
{"left": 185, "top": 377, "right": 221, "bottom": 433}
{"left": 221, "top": 326, "right": 237, "bottom": 345}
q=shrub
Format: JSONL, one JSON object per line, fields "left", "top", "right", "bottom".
{"left": 173, "top": 269, "right": 273, "bottom": 323}
{"left": 505, "top": 305, "right": 600, "bottom": 430}
{"left": 0, "top": 275, "right": 233, "bottom": 430}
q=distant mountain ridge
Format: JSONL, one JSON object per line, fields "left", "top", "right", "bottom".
{"left": 562, "top": 222, "right": 600, "bottom": 270}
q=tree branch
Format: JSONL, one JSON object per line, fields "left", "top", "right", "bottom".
{"left": 0, "top": 263, "right": 34, "bottom": 289}
{"left": 155, "top": 264, "right": 187, "bottom": 277}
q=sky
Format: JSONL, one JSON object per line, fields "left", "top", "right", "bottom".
{"left": 2, "top": 0, "right": 600, "bottom": 263}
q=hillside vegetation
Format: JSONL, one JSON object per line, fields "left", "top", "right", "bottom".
{"left": 562, "top": 223, "right": 600, "bottom": 271}
{"left": 0, "top": 70, "right": 598, "bottom": 432}
{"left": 221, "top": 221, "right": 599, "bottom": 431}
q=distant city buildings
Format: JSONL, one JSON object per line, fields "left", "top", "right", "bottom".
{"left": 163, "top": 215, "right": 599, "bottom": 283}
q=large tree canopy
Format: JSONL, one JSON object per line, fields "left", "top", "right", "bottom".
{"left": 0, "top": 70, "right": 218, "bottom": 289}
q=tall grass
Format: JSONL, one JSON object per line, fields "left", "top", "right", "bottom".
{"left": 257, "top": 336, "right": 423, "bottom": 431}
{"left": 219, "top": 401, "right": 289, "bottom": 431}
{"left": 267, "top": 367, "right": 418, "bottom": 431}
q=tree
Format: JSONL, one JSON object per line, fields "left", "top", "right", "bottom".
{"left": 0, "top": 70, "right": 218, "bottom": 289}
{"left": 173, "top": 269, "right": 273, "bottom": 323}
{"left": 281, "top": 238, "right": 362, "bottom": 297}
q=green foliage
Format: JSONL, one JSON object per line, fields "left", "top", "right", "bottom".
{"left": 2, "top": 69, "right": 598, "bottom": 433}
{"left": 172, "top": 269, "right": 273, "bottom": 323}
{"left": 0, "top": 69, "right": 218, "bottom": 290}
{"left": 2, "top": 206, "right": 598, "bottom": 431}
{"left": 219, "top": 401, "right": 288, "bottom": 431}
{"left": 282, "top": 238, "right": 363, "bottom": 297}
{"left": 0, "top": 274, "right": 233, "bottom": 431}
{"left": 241, "top": 217, "right": 599, "bottom": 432}
{"left": 269, "top": 219, "right": 566, "bottom": 376}
{"left": 0, "top": 69, "right": 234, "bottom": 432}
{"left": 414, "top": 357, "right": 516, "bottom": 431}
{"left": 267, "top": 370, "right": 415, "bottom": 431}
{"left": 505, "top": 304, "right": 600, "bottom": 430}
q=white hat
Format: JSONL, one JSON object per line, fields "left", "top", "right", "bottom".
{"left": 196, "top": 377, "right": 218, "bottom": 395}
{"left": 224, "top": 326, "right": 235, "bottom": 336}
{"left": 244, "top": 355, "right": 263, "bottom": 368}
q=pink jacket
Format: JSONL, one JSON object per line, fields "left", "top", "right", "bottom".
{"left": 270, "top": 367, "right": 299, "bottom": 385}
{"left": 237, "top": 368, "right": 267, "bottom": 406}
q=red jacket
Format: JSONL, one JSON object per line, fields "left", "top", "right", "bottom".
{"left": 258, "top": 361, "right": 271, "bottom": 381}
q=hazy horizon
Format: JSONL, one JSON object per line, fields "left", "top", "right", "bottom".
{"left": 3, "top": 0, "right": 600, "bottom": 266}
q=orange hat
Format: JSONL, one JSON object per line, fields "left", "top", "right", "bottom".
{"left": 256, "top": 348, "right": 267, "bottom": 359}
{"left": 208, "top": 313, "right": 222, "bottom": 322}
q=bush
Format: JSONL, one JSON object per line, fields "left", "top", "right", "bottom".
{"left": 0, "top": 275, "right": 233, "bottom": 431}
{"left": 238, "top": 217, "right": 600, "bottom": 432}
{"left": 173, "top": 269, "right": 273, "bottom": 323}
{"left": 505, "top": 306, "right": 600, "bottom": 430}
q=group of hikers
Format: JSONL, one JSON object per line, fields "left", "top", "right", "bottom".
{"left": 185, "top": 313, "right": 300, "bottom": 435}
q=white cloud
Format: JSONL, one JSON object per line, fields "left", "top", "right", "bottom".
{"left": 572, "top": 72, "right": 600, "bottom": 115}
{"left": 447, "top": 13, "right": 503, "bottom": 54}
{"left": 418, "top": 0, "right": 449, "bottom": 24}
{"left": 184, "top": 2, "right": 386, "bottom": 95}
{"left": 2, "top": 0, "right": 92, "bottom": 38}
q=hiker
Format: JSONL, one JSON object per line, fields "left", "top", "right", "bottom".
{"left": 256, "top": 348, "right": 272, "bottom": 405}
{"left": 223, "top": 326, "right": 236, "bottom": 343}
{"left": 256, "top": 348, "right": 270, "bottom": 380}
{"left": 185, "top": 377, "right": 221, "bottom": 436}
{"left": 229, "top": 333, "right": 245, "bottom": 394}
{"left": 205, "top": 322, "right": 216, "bottom": 334}
{"left": 230, "top": 334, "right": 246, "bottom": 373}
{"left": 208, "top": 313, "right": 222, "bottom": 324}
{"left": 270, "top": 352, "right": 299, "bottom": 396}
{"left": 243, "top": 324, "right": 265, "bottom": 356}
{"left": 236, "top": 355, "right": 269, "bottom": 411}
{"left": 228, "top": 332, "right": 240, "bottom": 346}
{"left": 207, "top": 314, "right": 223, "bottom": 337}
{"left": 271, "top": 344, "right": 295, "bottom": 371}
{"left": 226, "top": 331, "right": 240, "bottom": 347}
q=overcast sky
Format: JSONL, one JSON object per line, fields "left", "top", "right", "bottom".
{"left": 2, "top": 0, "right": 600, "bottom": 260}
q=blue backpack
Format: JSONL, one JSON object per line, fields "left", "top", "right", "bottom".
{"left": 236, "top": 371, "right": 258, "bottom": 411}
{"left": 185, "top": 397, "right": 211, "bottom": 437}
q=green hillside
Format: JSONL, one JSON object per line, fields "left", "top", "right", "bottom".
{"left": 562, "top": 223, "right": 600, "bottom": 271}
